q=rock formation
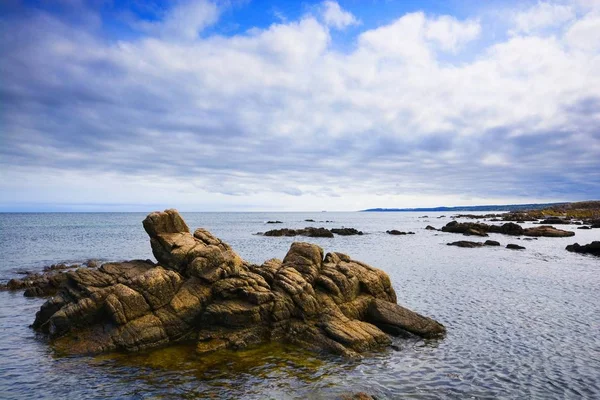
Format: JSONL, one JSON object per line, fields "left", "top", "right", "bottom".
{"left": 441, "top": 221, "right": 574, "bottom": 237}
{"left": 331, "top": 228, "right": 364, "bottom": 236}
{"left": 262, "top": 227, "right": 334, "bottom": 238}
{"left": 565, "top": 241, "right": 600, "bottom": 257}
{"left": 261, "top": 227, "right": 365, "bottom": 237}
{"left": 386, "top": 230, "right": 415, "bottom": 235}
{"left": 32, "top": 209, "right": 445, "bottom": 357}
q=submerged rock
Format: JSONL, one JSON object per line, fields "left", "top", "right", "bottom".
{"left": 506, "top": 244, "right": 526, "bottom": 250}
{"left": 386, "top": 230, "right": 415, "bottom": 235}
{"left": 425, "top": 225, "right": 438, "bottom": 231}
{"left": 266, "top": 221, "right": 283, "bottom": 224}
{"left": 32, "top": 209, "right": 445, "bottom": 357}
{"left": 565, "top": 241, "right": 600, "bottom": 257}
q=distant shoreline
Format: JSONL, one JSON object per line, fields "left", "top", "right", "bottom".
{"left": 362, "top": 202, "right": 569, "bottom": 213}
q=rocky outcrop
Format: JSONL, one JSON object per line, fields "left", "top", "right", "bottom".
{"left": 0, "top": 262, "right": 95, "bottom": 298}
{"left": 32, "top": 209, "right": 445, "bottom": 357}
{"left": 262, "top": 227, "right": 364, "bottom": 237}
{"left": 447, "top": 241, "right": 483, "bottom": 248}
{"left": 523, "top": 226, "right": 575, "bottom": 237}
{"left": 386, "top": 230, "right": 415, "bottom": 235}
{"left": 262, "top": 227, "right": 334, "bottom": 238}
{"left": 565, "top": 241, "right": 600, "bottom": 257}
{"left": 441, "top": 221, "right": 574, "bottom": 237}
{"left": 331, "top": 228, "right": 364, "bottom": 236}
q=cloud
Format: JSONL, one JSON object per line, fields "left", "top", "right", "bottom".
{"left": 320, "top": 1, "right": 359, "bottom": 30}
{"left": 135, "top": 0, "right": 220, "bottom": 40}
{"left": 511, "top": 2, "right": 575, "bottom": 35}
{"left": 0, "top": 0, "right": 599, "bottom": 211}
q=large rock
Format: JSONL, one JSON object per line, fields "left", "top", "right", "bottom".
{"left": 565, "top": 241, "right": 600, "bottom": 257}
{"left": 523, "top": 226, "right": 575, "bottom": 237}
{"left": 262, "top": 227, "right": 334, "bottom": 238}
{"left": 32, "top": 210, "right": 445, "bottom": 358}
{"left": 441, "top": 221, "right": 573, "bottom": 237}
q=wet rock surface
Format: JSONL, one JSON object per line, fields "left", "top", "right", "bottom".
{"left": 506, "top": 244, "right": 526, "bottom": 250}
{"left": 32, "top": 209, "right": 446, "bottom": 357}
{"left": 565, "top": 241, "right": 600, "bottom": 257}
{"left": 386, "top": 230, "right": 415, "bottom": 235}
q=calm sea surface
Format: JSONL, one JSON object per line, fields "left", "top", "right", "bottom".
{"left": 0, "top": 212, "right": 599, "bottom": 399}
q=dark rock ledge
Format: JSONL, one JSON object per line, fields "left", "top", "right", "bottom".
{"left": 31, "top": 209, "right": 445, "bottom": 357}
{"left": 566, "top": 241, "right": 600, "bottom": 257}
{"left": 441, "top": 221, "right": 575, "bottom": 237}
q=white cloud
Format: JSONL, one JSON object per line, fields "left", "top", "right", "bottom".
{"left": 511, "top": 2, "right": 575, "bottom": 34}
{"left": 424, "top": 15, "right": 481, "bottom": 52}
{"left": 320, "top": 1, "right": 359, "bottom": 30}
{"left": 0, "top": 1, "right": 599, "bottom": 210}
{"left": 137, "top": 0, "right": 220, "bottom": 40}
{"left": 564, "top": 13, "right": 600, "bottom": 51}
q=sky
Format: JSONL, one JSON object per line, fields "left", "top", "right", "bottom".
{"left": 0, "top": 0, "right": 599, "bottom": 212}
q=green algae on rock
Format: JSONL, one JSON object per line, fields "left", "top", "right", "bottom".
{"left": 33, "top": 209, "right": 445, "bottom": 358}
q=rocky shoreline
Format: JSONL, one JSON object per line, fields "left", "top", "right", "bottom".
{"left": 27, "top": 209, "right": 445, "bottom": 358}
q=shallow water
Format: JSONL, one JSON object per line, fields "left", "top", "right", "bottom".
{"left": 0, "top": 212, "right": 599, "bottom": 399}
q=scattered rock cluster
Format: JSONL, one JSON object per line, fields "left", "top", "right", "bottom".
{"left": 31, "top": 209, "right": 445, "bottom": 357}
{"left": 447, "top": 240, "right": 524, "bottom": 250}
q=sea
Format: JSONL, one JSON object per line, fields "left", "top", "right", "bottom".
{"left": 0, "top": 212, "right": 598, "bottom": 399}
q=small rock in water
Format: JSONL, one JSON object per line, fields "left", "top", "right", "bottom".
{"left": 447, "top": 241, "right": 483, "bottom": 248}
{"left": 507, "top": 244, "right": 526, "bottom": 250}
{"left": 484, "top": 240, "right": 500, "bottom": 246}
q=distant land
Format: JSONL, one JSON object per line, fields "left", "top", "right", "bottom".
{"left": 361, "top": 202, "right": 568, "bottom": 212}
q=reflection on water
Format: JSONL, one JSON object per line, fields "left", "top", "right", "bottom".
{"left": 0, "top": 212, "right": 599, "bottom": 399}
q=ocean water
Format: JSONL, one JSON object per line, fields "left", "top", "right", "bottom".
{"left": 0, "top": 212, "right": 599, "bottom": 399}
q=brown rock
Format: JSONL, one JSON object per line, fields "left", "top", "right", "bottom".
{"left": 523, "top": 225, "right": 575, "bottom": 237}
{"left": 32, "top": 210, "right": 446, "bottom": 358}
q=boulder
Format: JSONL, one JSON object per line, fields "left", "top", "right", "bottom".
{"left": 506, "top": 244, "right": 526, "bottom": 250}
{"left": 565, "top": 241, "right": 600, "bottom": 257}
{"left": 484, "top": 240, "right": 501, "bottom": 246}
{"left": 32, "top": 210, "right": 446, "bottom": 358}
{"left": 425, "top": 225, "right": 438, "bottom": 230}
